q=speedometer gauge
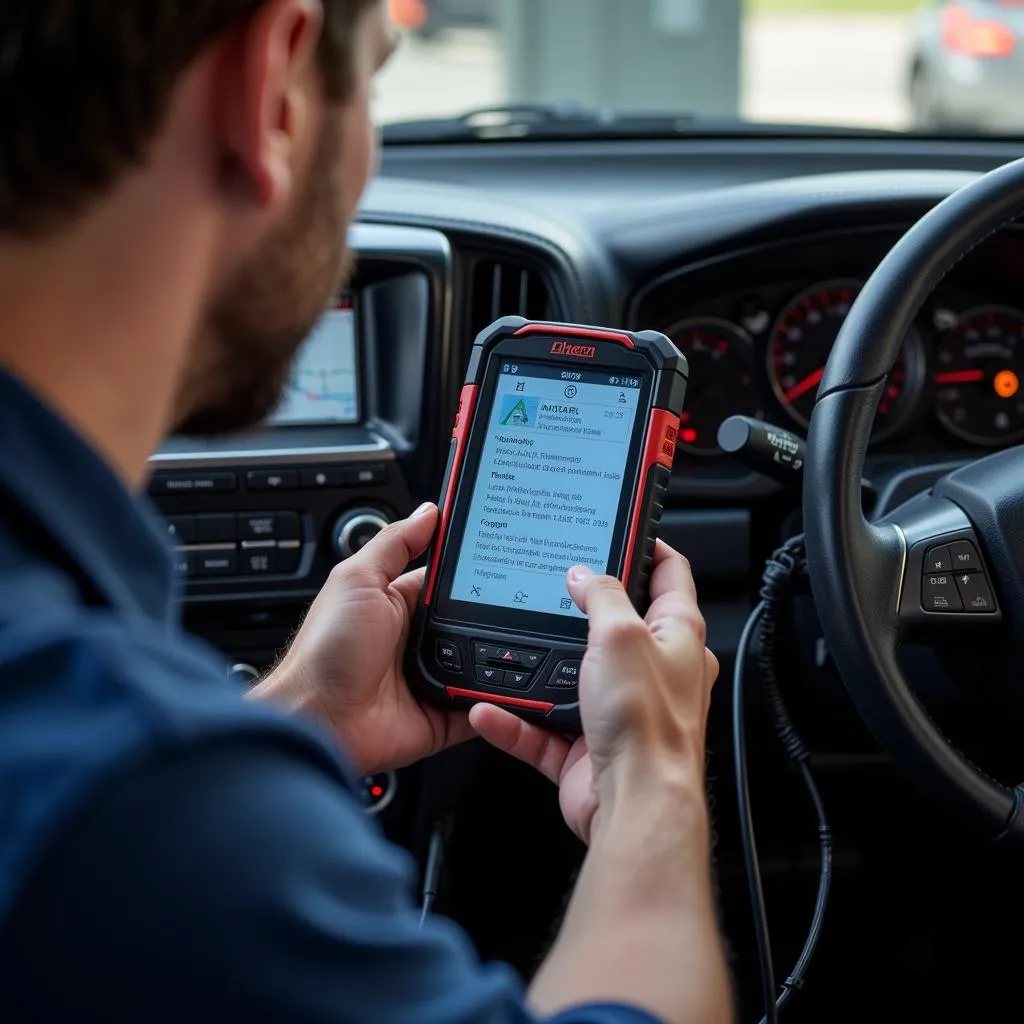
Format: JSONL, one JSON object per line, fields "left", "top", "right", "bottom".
{"left": 667, "top": 318, "right": 762, "bottom": 456}
{"left": 768, "top": 280, "right": 919, "bottom": 440}
{"left": 934, "top": 306, "right": 1024, "bottom": 446}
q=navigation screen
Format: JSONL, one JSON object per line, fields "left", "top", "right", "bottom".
{"left": 269, "top": 296, "right": 359, "bottom": 425}
{"left": 448, "top": 361, "right": 644, "bottom": 618}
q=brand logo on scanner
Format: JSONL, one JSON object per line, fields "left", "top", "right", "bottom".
{"left": 550, "top": 340, "right": 596, "bottom": 359}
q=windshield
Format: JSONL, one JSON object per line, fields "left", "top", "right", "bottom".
{"left": 374, "top": 0, "right": 1024, "bottom": 137}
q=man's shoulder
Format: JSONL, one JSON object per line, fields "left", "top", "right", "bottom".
{"left": 0, "top": 607, "right": 353, "bottom": 923}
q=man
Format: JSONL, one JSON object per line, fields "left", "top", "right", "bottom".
{"left": 0, "top": 2, "right": 731, "bottom": 1022}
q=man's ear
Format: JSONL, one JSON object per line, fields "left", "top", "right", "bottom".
{"left": 213, "top": 0, "right": 325, "bottom": 211}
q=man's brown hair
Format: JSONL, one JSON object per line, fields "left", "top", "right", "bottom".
{"left": 0, "top": 0, "right": 377, "bottom": 237}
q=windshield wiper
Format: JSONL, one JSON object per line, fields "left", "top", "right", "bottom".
{"left": 381, "top": 102, "right": 700, "bottom": 143}
{"left": 381, "top": 102, "right": 907, "bottom": 144}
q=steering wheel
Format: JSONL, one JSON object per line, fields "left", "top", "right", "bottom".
{"left": 803, "top": 156, "right": 1024, "bottom": 846}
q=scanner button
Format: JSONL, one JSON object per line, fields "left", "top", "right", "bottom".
{"left": 475, "top": 666, "right": 503, "bottom": 687}
{"left": 435, "top": 640, "right": 463, "bottom": 674}
{"left": 504, "top": 670, "right": 533, "bottom": 690}
{"left": 474, "top": 644, "right": 500, "bottom": 665}
{"left": 547, "top": 660, "right": 581, "bottom": 690}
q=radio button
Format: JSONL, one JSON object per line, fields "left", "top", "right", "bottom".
{"left": 247, "top": 469, "right": 298, "bottom": 491}
{"left": 274, "top": 512, "right": 302, "bottom": 541}
{"left": 275, "top": 541, "right": 302, "bottom": 574}
{"left": 196, "top": 550, "right": 238, "bottom": 577}
{"left": 166, "top": 516, "right": 196, "bottom": 545}
{"left": 300, "top": 467, "right": 346, "bottom": 489}
{"left": 345, "top": 464, "right": 388, "bottom": 487}
{"left": 547, "top": 660, "right": 581, "bottom": 690}
{"left": 172, "top": 550, "right": 196, "bottom": 577}
{"left": 239, "top": 513, "right": 277, "bottom": 540}
{"left": 240, "top": 547, "right": 276, "bottom": 576}
{"left": 436, "top": 640, "right": 463, "bottom": 674}
{"left": 197, "top": 514, "right": 237, "bottom": 543}
{"left": 150, "top": 472, "right": 236, "bottom": 496}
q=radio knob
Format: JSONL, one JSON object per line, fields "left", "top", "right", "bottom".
{"left": 228, "top": 663, "right": 260, "bottom": 687}
{"left": 333, "top": 508, "right": 392, "bottom": 560}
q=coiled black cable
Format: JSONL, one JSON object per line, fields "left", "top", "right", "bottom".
{"left": 734, "top": 536, "right": 834, "bottom": 1024}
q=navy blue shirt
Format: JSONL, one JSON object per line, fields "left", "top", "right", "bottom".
{"left": 0, "top": 371, "right": 661, "bottom": 1024}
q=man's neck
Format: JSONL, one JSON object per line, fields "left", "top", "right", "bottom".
{"left": 0, "top": 183, "right": 219, "bottom": 491}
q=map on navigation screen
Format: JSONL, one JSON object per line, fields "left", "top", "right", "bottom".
{"left": 269, "top": 298, "right": 359, "bottom": 425}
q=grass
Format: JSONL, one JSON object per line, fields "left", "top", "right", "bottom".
{"left": 747, "top": 0, "right": 921, "bottom": 13}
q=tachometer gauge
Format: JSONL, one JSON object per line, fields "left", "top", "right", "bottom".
{"left": 667, "top": 317, "right": 762, "bottom": 456}
{"left": 768, "top": 280, "right": 917, "bottom": 440}
{"left": 933, "top": 305, "right": 1024, "bottom": 446}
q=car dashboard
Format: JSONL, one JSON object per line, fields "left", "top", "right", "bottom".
{"left": 147, "top": 133, "right": 1024, "bottom": 1020}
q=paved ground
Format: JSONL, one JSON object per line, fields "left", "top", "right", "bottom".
{"left": 374, "top": 14, "right": 913, "bottom": 130}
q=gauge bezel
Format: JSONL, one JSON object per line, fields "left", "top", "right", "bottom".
{"left": 767, "top": 278, "right": 925, "bottom": 443}
{"left": 932, "top": 303, "right": 1024, "bottom": 447}
{"left": 665, "top": 315, "right": 763, "bottom": 457}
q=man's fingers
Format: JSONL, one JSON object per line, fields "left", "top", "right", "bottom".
{"left": 645, "top": 542, "right": 704, "bottom": 644}
{"left": 392, "top": 567, "right": 427, "bottom": 619}
{"left": 566, "top": 567, "right": 637, "bottom": 632}
{"left": 469, "top": 703, "right": 572, "bottom": 785}
{"left": 345, "top": 503, "right": 438, "bottom": 583}
{"left": 649, "top": 540, "right": 698, "bottom": 606}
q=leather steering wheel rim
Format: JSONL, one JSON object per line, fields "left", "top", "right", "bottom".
{"left": 803, "top": 156, "right": 1024, "bottom": 845}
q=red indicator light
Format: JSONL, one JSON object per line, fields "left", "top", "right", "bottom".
{"left": 371, "top": 785, "right": 384, "bottom": 798}
{"left": 682, "top": 428, "right": 698, "bottom": 444}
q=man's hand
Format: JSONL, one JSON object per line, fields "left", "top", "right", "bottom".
{"left": 470, "top": 541, "right": 718, "bottom": 842}
{"left": 251, "top": 503, "right": 475, "bottom": 775}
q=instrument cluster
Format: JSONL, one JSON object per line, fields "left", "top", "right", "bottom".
{"left": 663, "top": 278, "right": 1024, "bottom": 458}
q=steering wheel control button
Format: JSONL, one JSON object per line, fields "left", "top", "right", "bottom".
{"left": 954, "top": 572, "right": 996, "bottom": 613}
{"left": 922, "top": 573, "right": 963, "bottom": 613}
{"left": 435, "top": 640, "right": 463, "bottom": 674}
{"left": 547, "top": 660, "right": 582, "bottom": 690}
{"left": 924, "top": 545, "right": 952, "bottom": 573}
{"left": 948, "top": 540, "right": 981, "bottom": 573}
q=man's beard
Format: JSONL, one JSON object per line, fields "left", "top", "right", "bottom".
{"left": 174, "top": 121, "right": 354, "bottom": 437}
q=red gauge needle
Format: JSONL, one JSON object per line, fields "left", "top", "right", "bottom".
{"left": 784, "top": 367, "right": 824, "bottom": 403}
{"left": 935, "top": 370, "right": 985, "bottom": 385}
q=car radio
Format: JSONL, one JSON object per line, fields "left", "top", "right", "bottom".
{"left": 147, "top": 285, "right": 412, "bottom": 605}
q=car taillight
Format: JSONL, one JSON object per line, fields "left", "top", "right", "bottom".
{"left": 942, "top": 5, "right": 1017, "bottom": 56}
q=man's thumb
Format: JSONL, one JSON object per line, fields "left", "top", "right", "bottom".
{"left": 346, "top": 502, "right": 438, "bottom": 581}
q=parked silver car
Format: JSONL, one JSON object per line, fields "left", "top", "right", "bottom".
{"left": 908, "top": 0, "right": 1024, "bottom": 132}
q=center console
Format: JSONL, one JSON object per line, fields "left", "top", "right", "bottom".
{"left": 145, "top": 225, "right": 455, "bottom": 813}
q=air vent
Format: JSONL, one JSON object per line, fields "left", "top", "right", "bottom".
{"left": 468, "top": 255, "right": 553, "bottom": 338}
